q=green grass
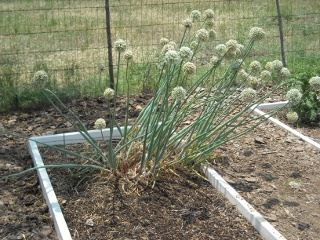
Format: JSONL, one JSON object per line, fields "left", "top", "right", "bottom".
{"left": 0, "top": 0, "right": 319, "bottom": 111}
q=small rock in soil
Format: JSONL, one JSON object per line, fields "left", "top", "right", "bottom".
{"left": 38, "top": 203, "right": 49, "bottom": 213}
{"left": 265, "top": 214, "right": 277, "bottom": 222}
{"left": 40, "top": 226, "right": 52, "bottom": 237}
{"left": 244, "top": 177, "right": 257, "bottom": 183}
{"left": 283, "top": 201, "right": 299, "bottom": 207}
{"left": 260, "top": 173, "right": 277, "bottom": 181}
{"left": 263, "top": 198, "right": 280, "bottom": 209}
{"left": 243, "top": 150, "right": 253, "bottom": 156}
{"left": 216, "top": 156, "right": 229, "bottom": 166}
{"left": 231, "top": 181, "right": 260, "bottom": 192}
{"left": 26, "top": 215, "right": 38, "bottom": 221}
{"left": 85, "top": 218, "right": 94, "bottom": 226}
{"left": 0, "top": 147, "right": 7, "bottom": 154}
{"left": 213, "top": 199, "right": 225, "bottom": 207}
{"left": 18, "top": 180, "right": 25, "bottom": 186}
{"left": 23, "top": 195, "right": 36, "bottom": 206}
{"left": 262, "top": 163, "right": 272, "bottom": 169}
{"left": 296, "top": 222, "right": 310, "bottom": 231}
{"left": 290, "top": 172, "right": 302, "bottom": 178}
{"left": 254, "top": 136, "right": 265, "bottom": 144}
{"left": 224, "top": 177, "right": 236, "bottom": 184}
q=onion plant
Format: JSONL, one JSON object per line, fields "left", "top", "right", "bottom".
{"left": 0, "top": 10, "right": 288, "bottom": 183}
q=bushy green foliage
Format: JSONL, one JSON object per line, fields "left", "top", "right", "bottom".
{"left": 285, "top": 72, "right": 320, "bottom": 124}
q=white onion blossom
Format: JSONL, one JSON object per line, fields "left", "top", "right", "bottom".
{"left": 260, "top": 70, "right": 272, "bottom": 82}
{"left": 190, "top": 10, "right": 201, "bottom": 22}
{"left": 286, "top": 112, "right": 299, "bottom": 123}
{"left": 196, "top": 29, "right": 209, "bottom": 42}
{"left": 286, "top": 89, "right": 302, "bottom": 106}
{"left": 203, "top": 9, "right": 214, "bottom": 19}
{"left": 271, "top": 60, "right": 283, "bottom": 72}
{"left": 172, "top": 86, "right": 187, "bottom": 101}
{"left": 249, "top": 27, "right": 265, "bottom": 41}
{"left": 94, "top": 118, "right": 106, "bottom": 130}
{"left": 183, "top": 62, "right": 196, "bottom": 75}
{"left": 309, "top": 76, "right": 320, "bottom": 91}
{"left": 241, "top": 88, "right": 257, "bottom": 102}
{"left": 160, "top": 38, "right": 170, "bottom": 46}
{"left": 179, "top": 47, "right": 193, "bottom": 61}
{"left": 249, "top": 61, "right": 261, "bottom": 76}
{"left": 163, "top": 50, "right": 179, "bottom": 64}
{"left": 182, "top": 18, "right": 193, "bottom": 29}
{"left": 123, "top": 50, "right": 133, "bottom": 61}
{"left": 114, "top": 39, "right": 127, "bottom": 52}
{"left": 279, "top": 67, "right": 290, "bottom": 80}
{"left": 215, "top": 44, "right": 227, "bottom": 57}
{"left": 104, "top": 88, "right": 115, "bottom": 100}
{"left": 31, "top": 70, "right": 48, "bottom": 89}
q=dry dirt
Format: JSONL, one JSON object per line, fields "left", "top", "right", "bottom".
{"left": 0, "top": 95, "right": 319, "bottom": 240}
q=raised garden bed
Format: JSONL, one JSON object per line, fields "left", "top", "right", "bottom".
{"left": 28, "top": 126, "right": 287, "bottom": 240}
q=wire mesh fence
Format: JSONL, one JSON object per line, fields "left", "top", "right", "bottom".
{"left": 0, "top": 0, "right": 319, "bottom": 109}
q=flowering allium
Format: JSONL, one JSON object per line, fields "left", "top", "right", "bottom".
{"left": 183, "top": 62, "right": 196, "bottom": 75}
{"left": 286, "top": 89, "right": 302, "bottom": 106}
{"left": 225, "top": 39, "right": 238, "bottom": 53}
{"left": 94, "top": 118, "right": 106, "bottom": 130}
{"left": 215, "top": 44, "right": 227, "bottom": 56}
{"left": 260, "top": 70, "right": 272, "bottom": 82}
{"left": 190, "top": 10, "right": 201, "bottom": 22}
{"left": 179, "top": 47, "right": 193, "bottom": 61}
{"left": 182, "top": 18, "right": 193, "bottom": 29}
{"left": 248, "top": 76, "right": 261, "bottom": 89}
{"left": 190, "top": 41, "right": 199, "bottom": 49}
{"left": 160, "top": 38, "right": 170, "bottom": 46}
{"left": 286, "top": 112, "right": 299, "bottom": 123}
{"left": 172, "top": 86, "right": 187, "bottom": 101}
{"left": 236, "top": 44, "right": 245, "bottom": 56}
{"left": 104, "top": 88, "right": 115, "bottom": 100}
{"left": 204, "top": 9, "right": 214, "bottom": 19}
{"left": 241, "top": 88, "right": 257, "bottom": 102}
{"left": 208, "top": 29, "right": 217, "bottom": 40}
{"left": 31, "top": 70, "right": 48, "bottom": 89}
{"left": 265, "top": 62, "right": 273, "bottom": 71}
{"left": 279, "top": 67, "right": 290, "bottom": 80}
{"left": 161, "top": 43, "right": 175, "bottom": 55}
{"left": 237, "top": 69, "right": 249, "bottom": 81}
{"left": 249, "top": 61, "right": 261, "bottom": 76}
{"left": 309, "top": 76, "right": 320, "bottom": 91}
{"left": 196, "top": 29, "right": 209, "bottom": 42}
{"left": 210, "top": 55, "right": 219, "bottom": 66}
{"left": 98, "top": 63, "right": 106, "bottom": 72}
{"left": 271, "top": 60, "right": 283, "bottom": 72}
{"left": 236, "top": 60, "right": 245, "bottom": 71}
{"left": 169, "top": 41, "right": 177, "bottom": 47}
{"left": 123, "top": 50, "right": 133, "bottom": 61}
{"left": 205, "top": 19, "right": 215, "bottom": 29}
{"left": 163, "top": 50, "right": 179, "bottom": 64}
{"left": 114, "top": 39, "right": 127, "bottom": 52}
{"left": 249, "top": 27, "right": 265, "bottom": 41}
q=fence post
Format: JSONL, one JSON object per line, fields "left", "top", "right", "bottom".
{"left": 105, "top": 0, "right": 114, "bottom": 89}
{"left": 275, "top": 0, "right": 286, "bottom": 67}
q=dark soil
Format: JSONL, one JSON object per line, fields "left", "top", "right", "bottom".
{"left": 1, "top": 95, "right": 320, "bottom": 239}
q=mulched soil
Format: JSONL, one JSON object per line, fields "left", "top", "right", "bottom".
{"left": 1, "top": 95, "right": 262, "bottom": 240}
{"left": 1, "top": 94, "right": 320, "bottom": 239}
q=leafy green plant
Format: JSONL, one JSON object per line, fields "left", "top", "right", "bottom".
{"left": 285, "top": 72, "right": 320, "bottom": 124}
{"left": 1, "top": 10, "right": 287, "bottom": 185}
